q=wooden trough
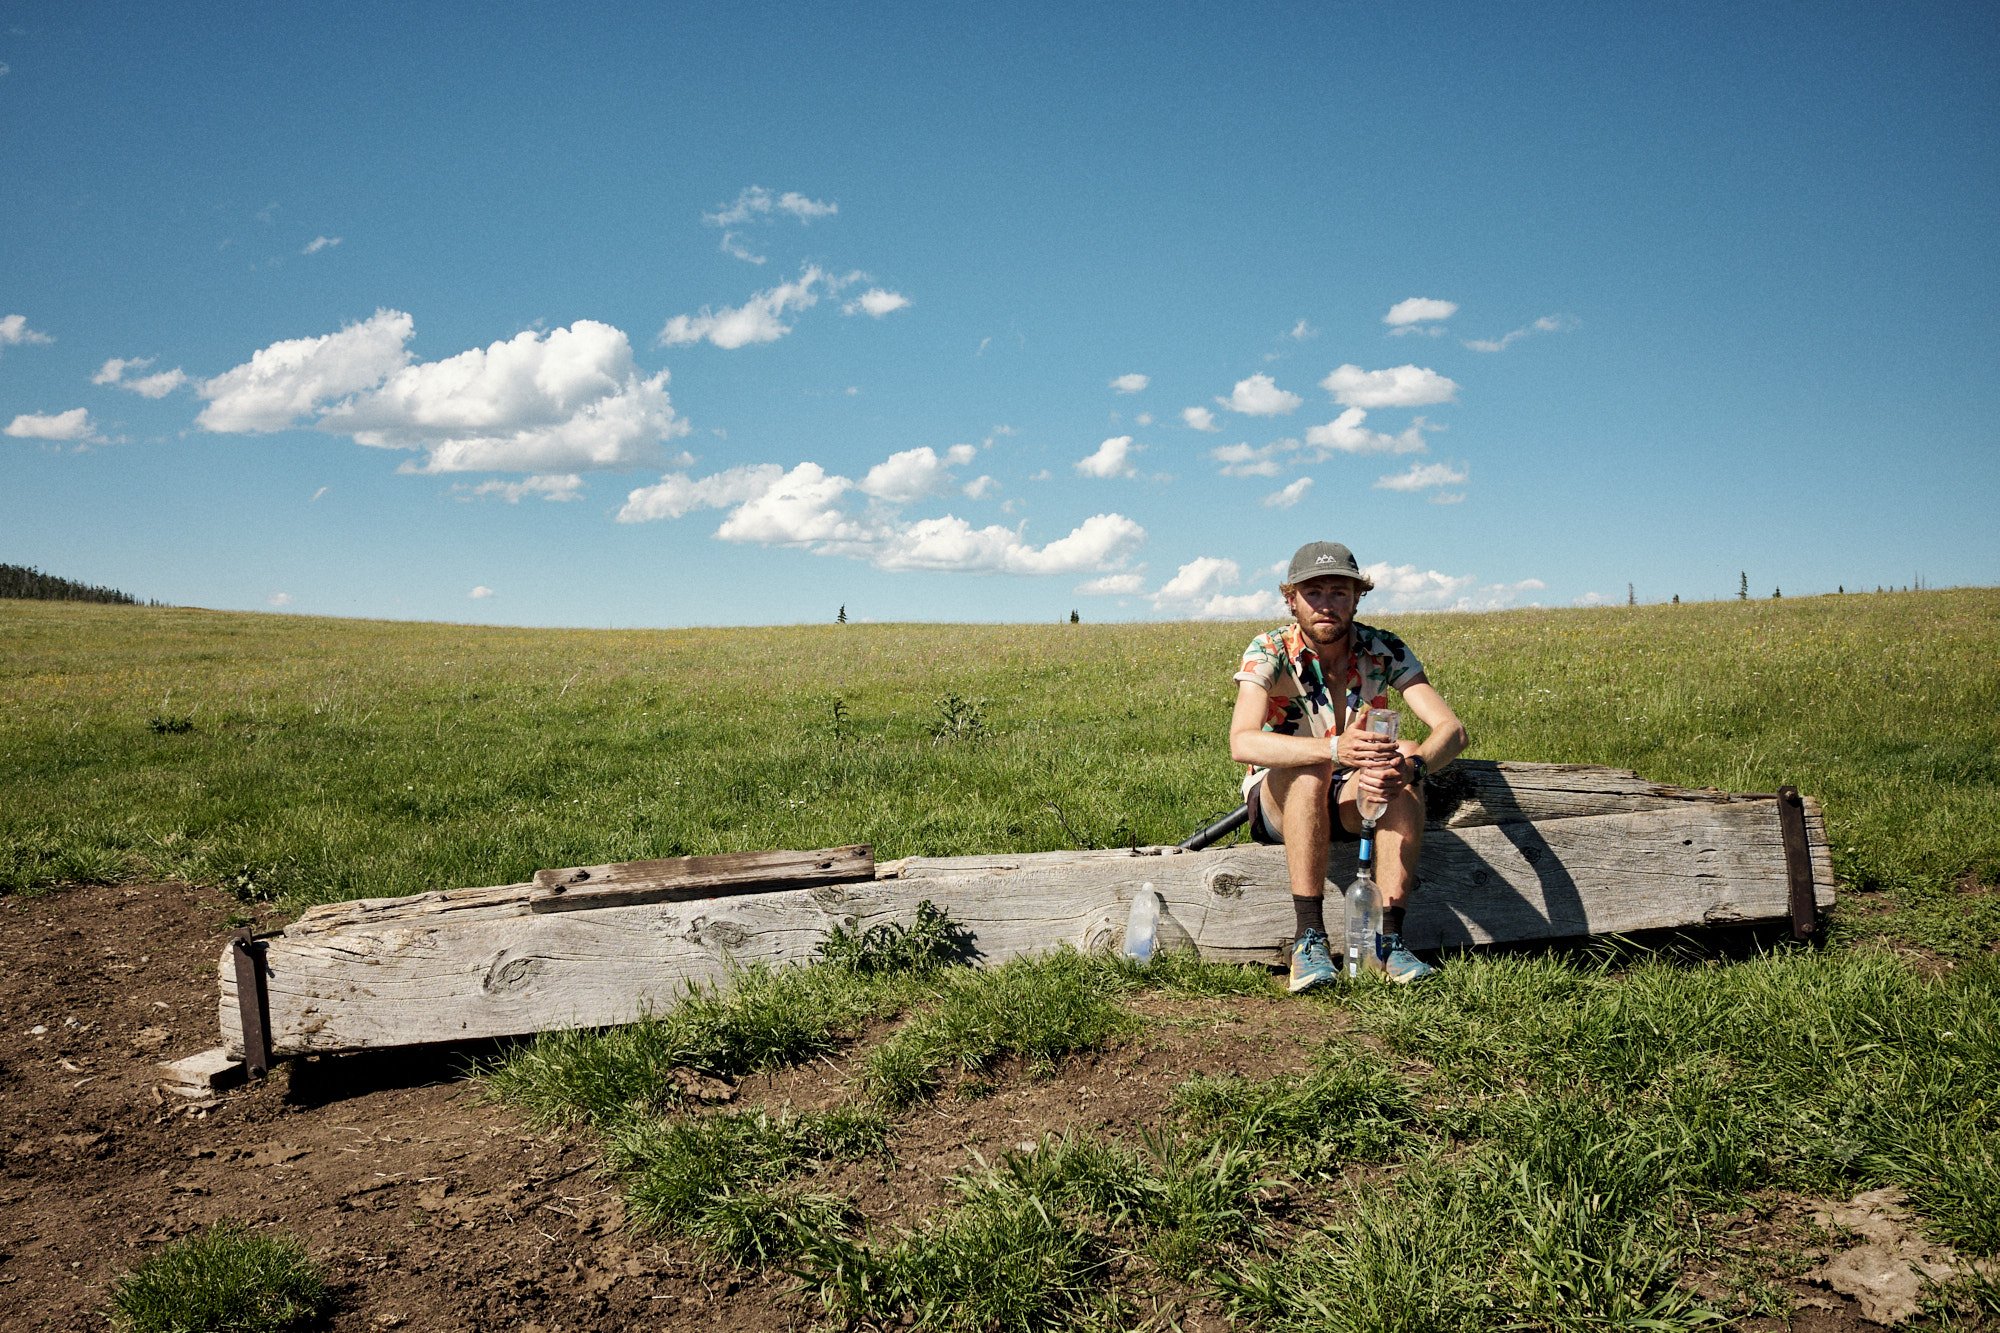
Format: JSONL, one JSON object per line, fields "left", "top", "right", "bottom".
{"left": 175, "top": 761, "right": 1833, "bottom": 1087}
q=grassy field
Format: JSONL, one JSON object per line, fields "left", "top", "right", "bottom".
{"left": 7, "top": 589, "right": 1998, "bottom": 1328}
{"left": 3, "top": 588, "right": 1996, "bottom": 946}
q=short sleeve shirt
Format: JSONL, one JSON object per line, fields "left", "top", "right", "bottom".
{"left": 1233, "top": 621, "right": 1424, "bottom": 783}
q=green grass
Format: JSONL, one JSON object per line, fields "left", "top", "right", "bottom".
{"left": 109, "top": 1221, "right": 330, "bottom": 1333}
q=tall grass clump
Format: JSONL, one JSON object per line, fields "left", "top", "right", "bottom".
{"left": 109, "top": 1222, "right": 330, "bottom": 1333}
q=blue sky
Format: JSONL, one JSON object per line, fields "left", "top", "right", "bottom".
{"left": 3, "top": 2, "right": 1995, "bottom": 627}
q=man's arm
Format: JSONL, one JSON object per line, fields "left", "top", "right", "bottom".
{"left": 1395, "top": 673, "right": 1469, "bottom": 774}
{"left": 1228, "top": 681, "right": 1336, "bottom": 770}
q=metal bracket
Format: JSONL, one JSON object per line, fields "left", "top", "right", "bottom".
{"left": 231, "top": 927, "right": 272, "bottom": 1077}
{"left": 1776, "top": 785, "right": 1817, "bottom": 940}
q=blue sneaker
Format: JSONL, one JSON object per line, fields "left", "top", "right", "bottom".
{"left": 1377, "top": 933, "right": 1436, "bottom": 985}
{"left": 1289, "top": 928, "right": 1338, "bottom": 993}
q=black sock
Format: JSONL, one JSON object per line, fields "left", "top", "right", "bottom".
{"left": 1294, "top": 895, "right": 1326, "bottom": 938}
{"left": 1383, "top": 905, "right": 1407, "bottom": 937}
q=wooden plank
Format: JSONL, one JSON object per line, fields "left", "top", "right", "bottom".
{"left": 217, "top": 791, "right": 1835, "bottom": 1059}
{"left": 528, "top": 844, "right": 874, "bottom": 913}
{"left": 157, "top": 1046, "right": 247, "bottom": 1097}
{"left": 1428, "top": 760, "right": 1757, "bottom": 828}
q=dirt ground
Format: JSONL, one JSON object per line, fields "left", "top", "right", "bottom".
{"left": 0, "top": 883, "right": 1919, "bottom": 1331}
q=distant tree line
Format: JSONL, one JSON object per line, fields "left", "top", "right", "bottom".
{"left": 0, "top": 563, "right": 151, "bottom": 605}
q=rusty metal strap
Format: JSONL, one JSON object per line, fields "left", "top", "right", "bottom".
{"left": 1776, "top": 786, "right": 1816, "bottom": 940}
{"left": 231, "top": 927, "right": 272, "bottom": 1077}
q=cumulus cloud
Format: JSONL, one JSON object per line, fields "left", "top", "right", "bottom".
{"left": 1211, "top": 440, "right": 1294, "bottom": 477}
{"left": 618, "top": 458, "right": 1143, "bottom": 576}
{"left": 1148, "top": 556, "right": 1285, "bottom": 619}
{"left": 94, "top": 356, "right": 188, "bottom": 398}
{"left": 197, "top": 308, "right": 415, "bottom": 433}
{"left": 1303, "top": 408, "right": 1432, "bottom": 457}
{"left": 1320, "top": 364, "right": 1458, "bottom": 410}
{"left": 1264, "top": 477, "right": 1313, "bottom": 509}
{"left": 963, "top": 474, "right": 997, "bottom": 500}
{"left": 0, "top": 314, "right": 54, "bottom": 350}
{"left": 704, "top": 185, "right": 838, "bottom": 228}
{"left": 317, "top": 319, "right": 688, "bottom": 473}
{"left": 661, "top": 265, "right": 826, "bottom": 349}
{"left": 1289, "top": 319, "right": 1317, "bottom": 340}
{"left": 301, "top": 235, "right": 342, "bottom": 255}
{"left": 1383, "top": 298, "right": 1457, "bottom": 335}
{"left": 199, "top": 312, "right": 689, "bottom": 475}
{"left": 1374, "top": 461, "right": 1468, "bottom": 492}
{"left": 1466, "top": 313, "right": 1579, "bottom": 353}
{"left": 861, "top": 446, "right": 960, "bottom": 504}
{"left": 1075, "top": 434, "right": 1138, "bottom": 479}
{"left": 5, "top": 408, "right": 98, "bottom": 441}
{"left": 470, "top": 585, "right": 495, "bottom": 599}
{"left": 1109, "top": 373, "right": 1149, "bottom": 394}
{"left": 720, "top": 233, "right": 765, "bottom": 264}
{"left": 843, "top": 288, "right": 911, "bottom": 318}
{"left": 1181, "top": 405, "right": 1218, "bottom": 432}
{"left": 267, "top": 592, "right": 293, "bottom": 607}
{"left": 1217, "top": 373, "right": 1302, "bottom": 417}
{"left": 1076, "top": 572, "right": 1145, "bottom": 596}
{"left": 456, "top": 473, "right": 584, "bottom": 503}
{"left": 1362, "top": 562, "right": 1546, "bottom": 612}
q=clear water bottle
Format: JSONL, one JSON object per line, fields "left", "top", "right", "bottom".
{"left": 1122, "top": 882, "right": 1160, "bottom": 965}
{"left": 1343, "top": 841, "right": 1383, "bottom": 980}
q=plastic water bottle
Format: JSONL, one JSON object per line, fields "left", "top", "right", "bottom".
{"left": 1343, "top": 842, "right": 1383, "bottom": 980}
{"left": 1356, "top": 709, "right": 1401, "bottom": 824}
{"left": 1122, "top": 882, "right": 1160, "bottom": 965}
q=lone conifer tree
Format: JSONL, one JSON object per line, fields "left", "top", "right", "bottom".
{"left": 1069, "top": 609, "right": 1079, "bottom": 624}
{"left": 836, "top": 605, "right": 847, "bottom": 624}
{"left": 1627, "top": 583, "right": 1635, "bottom": 607}
{"left": 1738, "top": 572, "right": 1748, "bottom": 600}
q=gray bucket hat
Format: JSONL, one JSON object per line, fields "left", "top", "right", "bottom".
{"left": 1284, "top": 541, "right": 1374, "bottom": 591}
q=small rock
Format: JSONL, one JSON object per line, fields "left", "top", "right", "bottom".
{"left": 28, "top": 1026, "right": 47, "bottom": 1037}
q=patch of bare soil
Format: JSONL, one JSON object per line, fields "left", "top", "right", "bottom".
{"left": 0, "top": 884, "right": 1915, "bottom": 1330}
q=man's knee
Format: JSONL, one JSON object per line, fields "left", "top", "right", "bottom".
{"left": 1267, "top": 760, "right": 1335, "bottom": 804}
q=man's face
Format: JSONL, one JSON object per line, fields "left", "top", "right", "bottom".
{"left": 1287, "top": 575, "right": 1360, "bottom": 648}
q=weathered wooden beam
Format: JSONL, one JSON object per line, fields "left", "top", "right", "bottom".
{"left": 216, "top": 764, "right": 1836, "bottom": 1059}
{"left": 528, "top": 844, "right": 873, "bottom": 913}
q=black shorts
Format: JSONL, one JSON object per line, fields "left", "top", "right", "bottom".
{"left": 1245, "top": 770, "right": 1363, "bottom": 847}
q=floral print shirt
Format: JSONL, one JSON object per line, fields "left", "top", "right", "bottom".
{"left": 1233, "top": 621, "right": 1424, "bottom": 785}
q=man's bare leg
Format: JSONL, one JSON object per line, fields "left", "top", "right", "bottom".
{"left": 1338, "top": 784, "right": 1424, "bottom": 911}
{"left": 1262, "top": 762, "right": 1333, "bottom": 900}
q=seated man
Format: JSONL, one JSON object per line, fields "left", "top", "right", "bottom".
{"left": 1228, "top": 541, "right": 1468, "bottom": 990}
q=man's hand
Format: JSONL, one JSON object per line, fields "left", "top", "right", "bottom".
{"left": 1334, "top": 706, "right": 1400, "bottom": 771}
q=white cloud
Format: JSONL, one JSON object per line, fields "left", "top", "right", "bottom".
{"left": 1109, "top": 373, "right": 1149, "bottom": 394}
{"left": 1181, "top": 405, "right": 1218, "bottom": 432}
{"left": 0, "top": 314, "right": 54, "bottom": 350}
{"left": 470, "top": 585, "right": 495, "bottom": 599}
{"left": 1134, "top": 412, "right": 1152, "bottom": 426}
{"left": 1198, "top": 590, "right": 1285, "bottom": 619}
{"left": 1263, "top": 477, "right": 1313, "bottom": 508}
{"left": 1576, "top": 591, "right": 1609, "bottom": 607}
{"left": 457, "top": 473, "right": 584, "bottom": 503}
{"left": 1429, "top": 491, "right": 1466, "bottom": 506}
{"left": 704, "top": 186, "right": 837, "bottom": 228}
{"left": 301, "top": 235, "right": 342, "bottom": 255}
{"left": 1383, "top": 298, "right": 1458, "bottom": 332}
{"left": 1374, "top": 461, "right": 1468, "bottom": 492}
{"left": 843, "top": 288, "right": 911, "bottom": 318}
{"left": 315, "top": 319, "right": 688, "bottom": 473}
{"left": 1361, "top": 562, "right": 1547, "bottom": 612}
{"left": 1154, "top": 557, "right": 1239, "bottom": 605}
{"left": 197, "top": 308, "right": 415, "bottom": 433}
{"left": 1466, "top": 313, "right": 1579, "bottom": 353}
{"left": 1211, "top": 440, "right": 1293, "bottom": 477}
{"left": 1075, "top": 434, "right": 1138, "bottom": 479}
{"left": 861, "top": 446, "right": 958, "bottom": 504}
{"left": 267, "top": 592, "right": 292, "bottom": 607}
{"left": 94, "top": 357, "right": 188, "bottom": 398}
{"left": 1077, "top": 572, "right": 1145, "bottom": 596}
{"left": 618, "top": 457, "right": 1143, "bottom": 575}
{"left": 1320, "top": 364, "right": 1458, "bottom": 410}
{"left": 1217, "top": 373, "right": 1302, "bottom": 417}
{"left": 661, "top": 265, "right": 825, "bottom": 349}
{"left": 5, "top": 408, "right": 98, "bottom": 441}
{"left": 719, "top": 232, "right": 765, "bottom": 264}
{"left": 309, "top": 486, "right": 328, "bottom": 502}
{"left": 963, "top": 474, "right": 997, "bottom": 500}
{"left": 618, "top": 463, "right": 788, "bottom": 523}
{"left": 1303, "top": 408, "right": 1432, "bottom": 457}
{"left": 1289, "top": 319, "right": 1317, "bottom": 340}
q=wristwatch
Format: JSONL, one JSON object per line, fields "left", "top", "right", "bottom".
{"left": 1409, "top": 753, "right": 1429, "bottom": 784}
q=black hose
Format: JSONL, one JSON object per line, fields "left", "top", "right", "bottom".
{"left": 1177, "top": 803, "right": 1250, "bottom": 851}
